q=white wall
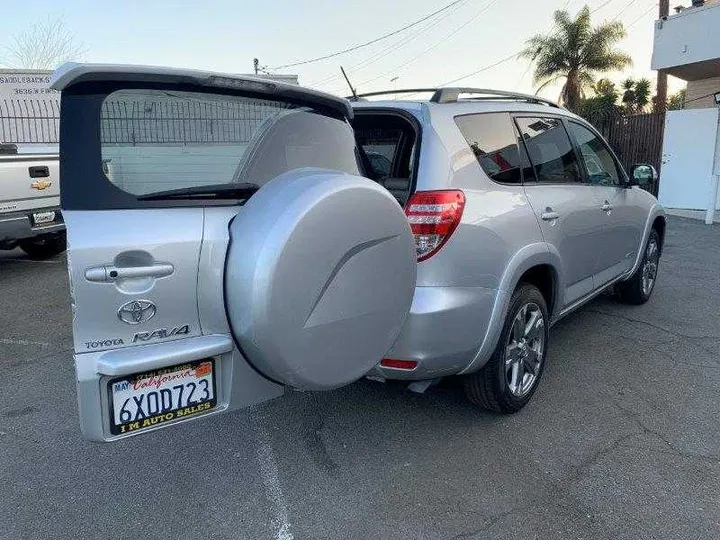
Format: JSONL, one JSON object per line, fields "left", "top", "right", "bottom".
{"left": 659, "top": 108, "right": 720, "bottom": 210}
{"left": 652, "top": 2, "right": 720, "bottom": 74}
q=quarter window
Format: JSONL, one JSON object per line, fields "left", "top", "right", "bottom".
{"left": 515, "top": 117, "right": 582, "bottom": 184}
{"left": 567, "top": 121, "right": 623, "bottom": 186}
{"left": 455, "top": 113, "right": 523, "bottom": 184}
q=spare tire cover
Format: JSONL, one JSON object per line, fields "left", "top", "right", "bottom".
{"left": 225, "top": 168, "right": 416, "bottom": 390}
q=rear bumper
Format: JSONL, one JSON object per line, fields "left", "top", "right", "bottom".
{"left": 74, "top": 334, "right": 284, "bottom": 442}
{"left": 369, "top": 286, "right": 497, "bottom": 381}
{"left": 0, "top": 207, "right": 64, "bottom": 245}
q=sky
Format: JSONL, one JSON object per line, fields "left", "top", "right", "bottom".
{"left": 0, "top": 0, "right": 685, "bottom": 100}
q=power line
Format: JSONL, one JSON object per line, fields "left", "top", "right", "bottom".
{"left": 591, "top": 0, "right": 619, "bottom": 13}
{"left": 626, "top": 4, "right": 656, "bottom": 29}
{"left": 439, "top": 51, "right": 520, "bottom": 86}
{"left": 355, "top": 0, "right": 499, "bottom": 87}
{"left": 269, "top": 0, "right": 466, "bottom": 70}
{"left": 684, "top": 90, "right": 717, "bottom": 105}
{"left": 612, "top": 0, "right": 641, "bottom": 21}
{"left": 309, "top": 0, "right": 470, "bottom": 88}
{"left": 437, "top": 0, "right": 567, "bottom": 89}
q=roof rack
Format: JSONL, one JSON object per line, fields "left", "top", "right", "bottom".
{"left": 348, "top": 87, "right": 561, "bottom": 108}
{"left": 348, "top": 88, "right": 439, "bottom": 101}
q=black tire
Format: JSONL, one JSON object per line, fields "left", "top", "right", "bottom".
{"left": 19, "top": 232, "right": 66, "bottom": 260}
{"left": 616, "top": 229, "right": 660, "bottom": 305}
{"left": 463, "top": 283, "right": 550, "bottom": 413}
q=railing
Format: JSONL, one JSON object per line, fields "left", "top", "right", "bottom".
{"left": 1, "top": 97, "right": 290, "bottom": 146}
{"left": 100, "top": 99, "right": 290, "bottom": 145}
{"left": 0, "top": 99, "right": 60, "bottom": 144}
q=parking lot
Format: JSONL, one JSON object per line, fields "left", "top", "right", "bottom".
{"left": 0, "top": 216, "right": 718, "bottom": 540}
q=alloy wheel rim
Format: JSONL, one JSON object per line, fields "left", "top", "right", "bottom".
{"left": 641, "top": 239, "right": 659, "bottom": 297}
{"left": 505, "top": 302, "right": 545, "bottom": 397}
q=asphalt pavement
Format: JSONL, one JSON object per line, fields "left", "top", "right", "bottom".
{"left": 0, "top": 216, "right": 718, "bottom": 540}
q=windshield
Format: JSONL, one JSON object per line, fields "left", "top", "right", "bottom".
{"left": 100, "top": 89, "right": 360, "bottom": 197}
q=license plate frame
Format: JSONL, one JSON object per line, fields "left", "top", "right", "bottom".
{"left": 32, "top": 211, "right": 56, "bottom": 226}
{"left": 106, "top": 359, "right": 217, "bottom": 436}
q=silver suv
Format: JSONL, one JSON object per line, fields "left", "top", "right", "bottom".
{"left": 53, "top": 64, "right": 665, "bottom": 441}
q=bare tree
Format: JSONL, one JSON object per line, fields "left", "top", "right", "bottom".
{"left": 1, "top": 18, "right": 86, "bottom": 70}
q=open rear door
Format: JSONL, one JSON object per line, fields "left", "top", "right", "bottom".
{"left": 53, "top": 64, "right": 416, "bottom": 441}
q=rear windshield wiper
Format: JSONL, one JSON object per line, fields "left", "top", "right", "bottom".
{"left": 137, "top": 183, "right": 260, "bottom": 201}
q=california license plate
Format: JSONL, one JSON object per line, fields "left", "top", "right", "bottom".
{"left": 32, "top": 211, "right": 56, "bottom": 225}
{"left": 107, "top": 360, "right": 216, "bottom": 435}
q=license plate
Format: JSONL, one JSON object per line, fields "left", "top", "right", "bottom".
{"left": 107, "top": 360, "right": 216, "bottom": 435}
{"left": 32, "top": 211, "right": 56, "bottom": 225}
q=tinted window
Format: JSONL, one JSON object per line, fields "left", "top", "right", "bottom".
{"left": 100, "top": 89, "right": 359, "bottom": 197}
{"left": 354, "top": 127, "right": 402, "bottom": 178}
{"left": 567, "top": 121, "right": 623, "bottom": 186}
{"left": 455, "top": 113, "right": 522, "bottom": 184}
{"left": 516, "top": 117, "right": 582, "bottom": 184}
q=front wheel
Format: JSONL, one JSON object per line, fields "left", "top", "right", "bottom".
{"left": 616, "top": 229, "right": 660, "bottom": 305}
{"left": 19, "top": 232, "right": 66, "bottom": 260}
{"left": 463, "top": 283, "right": 550, "bottom": 413}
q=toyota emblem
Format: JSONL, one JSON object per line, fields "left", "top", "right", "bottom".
{"left": 117, "top": 300, "right": 157, "bottom": 325}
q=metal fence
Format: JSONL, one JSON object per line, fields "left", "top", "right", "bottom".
{"left": 0, "top": 97, "right": 291, "bottom": 146}
{"left": 100, "top": 98, "right": 290, "bottom": 145}
{"left": 0, "top": 99, "right": 60, "bottom": 144}
{"left": 587, "top": 111, "right": 666, "bottom": 196}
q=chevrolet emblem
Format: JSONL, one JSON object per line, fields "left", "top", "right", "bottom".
{"left": 30, "top": 180, "right": 52, "bottom": 190}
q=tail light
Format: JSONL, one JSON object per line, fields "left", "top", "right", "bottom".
{"left": 405, "top": 190, "right": 465, "bottom": 261}
{"left": 380, "top": 359, "right": 418, "bottom": 370}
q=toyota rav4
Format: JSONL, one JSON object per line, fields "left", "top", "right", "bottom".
{"left": 52, "top": 64, "right": 665, "bottom": 441}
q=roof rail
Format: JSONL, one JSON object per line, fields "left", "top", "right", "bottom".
{"left": 347, "top": 88, "right": 439, "bottom": 101}
{"left": 430, "top": 88, "right": 560, "bottom": 108}
{"left": 347, "top": 87, "right": 560, "bottom": 108}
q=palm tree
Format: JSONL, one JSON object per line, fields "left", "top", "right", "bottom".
{"left": 521, "top": 6, "right": 632, "bottom": 111}
{"left": 634, "top": 78, "right": 652, "bottom": 112}
{"left": 621, "top": 78, "right": 637, "bottom": 111}
{"left": 621, "top": 78, "right": 653, "bottom": 113}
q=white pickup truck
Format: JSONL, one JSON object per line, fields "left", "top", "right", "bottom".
{"left": 0, "top": 144, "right": 65, "bottom": 259}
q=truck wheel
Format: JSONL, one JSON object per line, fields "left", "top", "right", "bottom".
{"left": 19, "top": 232, "right": 66, "bottom": 260}
{"left": 463, "top": 283, "right": 549, "bottom": 413}
{"left": 616, "top": 229, "right": 660, "bottom": 305}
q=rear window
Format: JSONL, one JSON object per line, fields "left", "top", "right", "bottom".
{"left": 454, "top": 112, "right": 522, "bottom": 184}
{"left": 100, "top": 89, "right": 360, "bottom": 197}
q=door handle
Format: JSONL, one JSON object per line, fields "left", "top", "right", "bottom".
{"left": 540, "top": 210, "right": 560, "bottom": 221}
{"left": 28, "top": 165, "right": 50, "bottom": 178}
{"left": 85, "top": 263, "right": 174, "bottom": 282}
{"left": 601, "top": 201, "right": 612, "bottom": 212}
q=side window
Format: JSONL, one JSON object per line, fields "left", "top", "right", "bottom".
{"left": 354, "top": 127, "right": 402, "bottom": 179}
{"left": 515, "top": 117, "right": 582, "bottom": 184}
{"left": 567, "top": 121, "right": 623, "bottom": 186}
{"left": 455, "top": 112, "right": 522, "bottom": 184}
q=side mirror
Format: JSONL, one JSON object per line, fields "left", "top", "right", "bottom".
{"left": 629, "top": 164, "right": 658, "bottom": 187}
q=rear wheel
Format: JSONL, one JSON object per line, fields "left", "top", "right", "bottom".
{"left": 19, "top": 232, "right": 66, "bottom": 260}
{"left": 617, "top": 229, "right": 660, "bottom": 305}
{"left": 463, "top": 284, "right": 549, "bottom": 413}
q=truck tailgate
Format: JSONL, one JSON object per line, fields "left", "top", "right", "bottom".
{"left": 0, "top": 154, "right": 60, "bottom": 214}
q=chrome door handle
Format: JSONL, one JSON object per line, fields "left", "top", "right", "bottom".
{"left": 85, "top": 263, "right": 174, "bottom": 282}
{"left": 541, "top": 211, "right": 560, "bottom": 221}
{"left": 601, "top": 201, "right": 612, "bottom": 212}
